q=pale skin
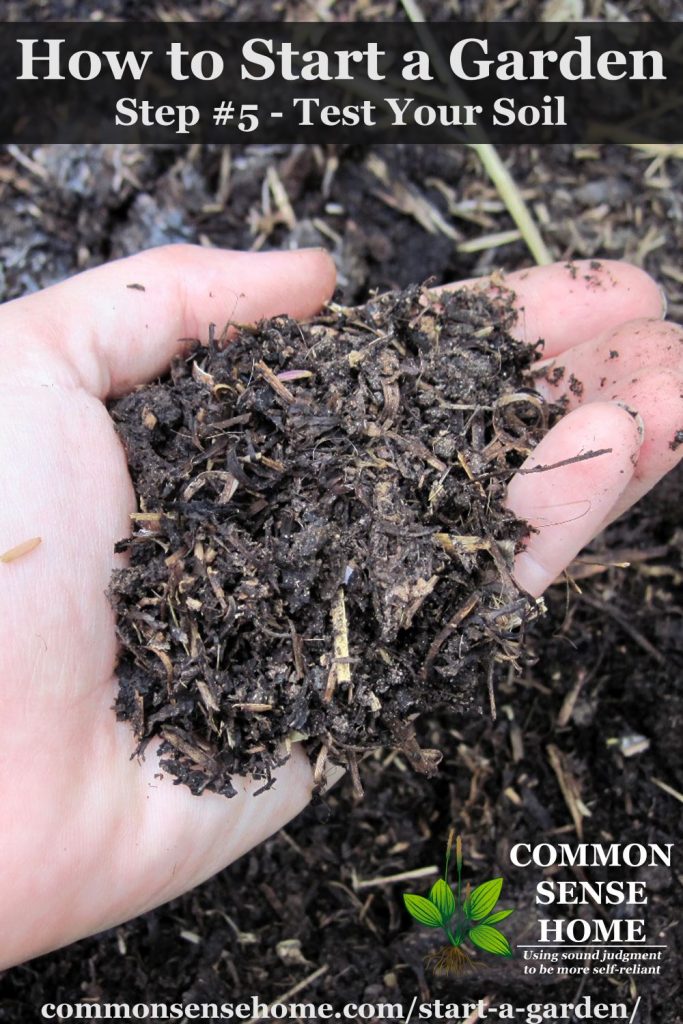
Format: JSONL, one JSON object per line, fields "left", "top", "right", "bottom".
{"left": 0, "top": 246, "right": 681, "bottom": 969}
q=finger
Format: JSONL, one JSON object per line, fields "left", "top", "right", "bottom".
{"left": 443, "top": 260, "right": 664, "bottom": 356}
{"left": 506, "top": 402, "right": 643, "bottom": 597}
{"left": 596, "top": 367, "right": 683, "bottom": 525}
{"left": 0, "top": 245, "right": 337, "bottom": 399}
{"left": 533, "top": 318, "right": 683, "bottom": 407}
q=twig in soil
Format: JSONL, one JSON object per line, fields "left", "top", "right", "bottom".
{"left": 7, "top": 144, "right": 49, "bottom": 181}
{"left": 398, "top": 0, "right": 552, "bottom": 266}
{"left": 320, "top": 761, "right": 346, "bottom": 794}
{"left": 255, "top": 359, "right": 296, "bottom": 405}
{"left": 577, "top": 592, "right": 665, "bottom": 665}
{"left": 503, "top": 706, "right": 525, "bottom": 763}
{"left": 627, "top": 143, "right": 683, "bottom": 159}
{"left": 420, "top": 593, "right": 480, "bottom": 681}
{"left": 347, "top": 752, "right": 364, "bottom": 799}
{"left": 547, "top": 744, "right": 591, "bottom": 839}
{"left": 457, "top": 228, "right": 522, "bottom": 253}
{"left": 0, "top": 536, "right": 41, "bottom": 563}
{"left": 366, "top": 153, "right": 462, "bottom": 241}
{"left": 479, "top": 447, "right": 613, "bottom": 480}
{"left": 354, "top": 864, "right": 439, "bottom": 890}
{"left": 266, "top": 165, "right": 296, "bottom": 230}
{"left": 392, "top": 721, "right": 443, "bottom": 777}
{"left": 651, "top": 777, "right": 683, "bottom": 805}
{"left": 243, "top": 964, "right": 330, "bottom": 1024}
{"left": 231, "top": 703, "right": 273, "bottom": 712}
{"left": 313, "top": 744, "right": 329, "bottom": 787}
{"left": 290, "top": 622, "right": 305, "bottom": 680}
{"left": 463, "top": 998, "right": 492, "bottom": 1024}
{"left": 569, "top": 545, "right": 670, "bottom": 581}
{"left": 486, "top": 661, "right": 497, "bottom": 722}
{"left": 328, "top": 587, "right": 352, "bottom": 700}
{"left": 556, "top": 669, "right": 589, "bottom": 729}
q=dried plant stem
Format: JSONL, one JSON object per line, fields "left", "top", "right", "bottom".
{"left": 256, "top": 360, "right": 295, "bottom": 404}
{"left": 355, "top": 865, "right": 439, "bottom": 890}
{"left": 331, "top": 588, "right": 352, "bottom": 686}
{"left": 400, "top": 0, "right": 552, "bottom": 267}
{"left": 469, "top": 144, "right": 552, "bottom": 266}
{"left": 243, "top": 964, "right": 329, "bottom": 1024}
{"left": 651, "top": 777, "right": 683, "bottom": 804}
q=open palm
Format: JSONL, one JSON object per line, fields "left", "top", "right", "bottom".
{"left": 0, "top": 246, "right": 680, "bottom": 968}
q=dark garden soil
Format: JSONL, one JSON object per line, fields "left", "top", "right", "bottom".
{"left": 0, "top": 58, "right": 681, "bottom": 1024}
{"left": 108, "top": 285, "right": 559, "bottom": 798}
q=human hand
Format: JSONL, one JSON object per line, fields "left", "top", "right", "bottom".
{"left": 473, "top": 261, "right": 682, "bottom": 596}
{"left": 0, "top": 245, "right": 335, "bottom": 968}
{"left": 0, "top": 250, "right": 679, "bottom": 969}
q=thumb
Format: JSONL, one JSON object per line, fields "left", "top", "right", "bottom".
{"left": 0, "top": 244, "right": 337, "bottom": 398}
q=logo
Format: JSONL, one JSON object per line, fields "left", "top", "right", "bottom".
{"left": 403, "top": 831, "right": 514, "bottom": 976}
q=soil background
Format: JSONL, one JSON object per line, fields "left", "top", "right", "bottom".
{"left": 0, "top": 3, "right": 682, "bottom": 1021}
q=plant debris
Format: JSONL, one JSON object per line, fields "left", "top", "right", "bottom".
{"left": 0, "top": 536, "right": 42, "bottom": 564}
{"left": 108, "top": 284, "right": 560, "bottom": 798}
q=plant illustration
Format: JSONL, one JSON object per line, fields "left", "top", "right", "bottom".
{"left": 403, "top": 831, "right": 514, "bottom": 976}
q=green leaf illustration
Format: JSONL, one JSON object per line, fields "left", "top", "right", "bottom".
{"left": 484, "top": 909, "right": 514, "bottom": 924}
{"left": 464, "top": 877, "right": 503, "bottom": 921}
{"left": 469, "top": 924, "right": 513, "bottom": 958}
{"left": 429, "top": 879, "right": 456, "bottom": 923}
{"left": 403, "top": 893, "right": 443, "bottom": 928}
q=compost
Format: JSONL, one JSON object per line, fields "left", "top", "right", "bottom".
{"left": 109, "top": 284, "right": 557, "bottom": 797}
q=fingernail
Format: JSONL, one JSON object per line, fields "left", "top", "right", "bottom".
{"left": 320, "top": 761, "right": 346, "bottom": 794}
{"left": 612, "top": 400, "right": 646, "bottom": 443}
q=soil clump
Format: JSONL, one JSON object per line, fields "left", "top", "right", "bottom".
{"left": 109, "top": 284, "right": 558, "bottom": 797}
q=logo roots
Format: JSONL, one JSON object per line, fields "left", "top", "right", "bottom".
{"left": 403, "top": 832, "right": 514, "bottom": 976}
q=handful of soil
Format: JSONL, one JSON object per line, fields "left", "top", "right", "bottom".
{"left": 109, "top": 284, "right": 558, "bottom": 798}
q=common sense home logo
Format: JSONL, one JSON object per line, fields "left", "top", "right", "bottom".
{"left": 403, "top": 832, "right": 514, "bottom": 975}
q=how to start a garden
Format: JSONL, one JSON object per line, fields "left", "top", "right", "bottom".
{"left": 17, "top": 36, "right": 665, "bottom": 85}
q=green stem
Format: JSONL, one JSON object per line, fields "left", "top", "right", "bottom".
{"left": 443, "top": 833, "right": 453, "bottom": 884}
{"left": 456, "top": 847, "right": 462, "bottom": 915}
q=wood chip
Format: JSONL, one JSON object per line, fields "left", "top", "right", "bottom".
{"left": 330, "top": 588, "right": 352, "bottom": 686}
{"left": 256, "top": 359, "right": 296, "bottom": 404}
